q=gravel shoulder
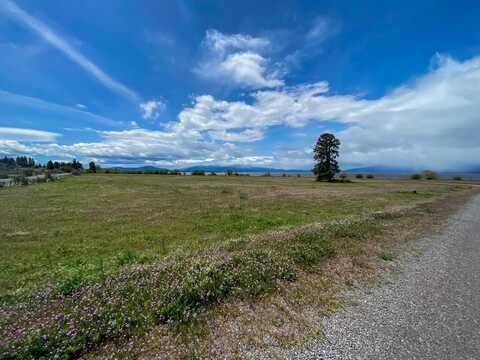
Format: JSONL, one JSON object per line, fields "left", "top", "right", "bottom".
{"left": 255, "top": 193, "right": 480, "bottom": 360}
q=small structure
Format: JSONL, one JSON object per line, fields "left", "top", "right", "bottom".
{"left": 0, "top": 178, "right": 13, "bottom": 187}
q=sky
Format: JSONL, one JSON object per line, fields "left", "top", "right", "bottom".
{"left": 1, "top": 0, "right": 480, "bottom": 170}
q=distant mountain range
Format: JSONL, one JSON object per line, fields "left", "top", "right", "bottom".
{"left": 108, "top": 165, "right": 480, "bottom": 174}
{"left": 344, "top": 166, "right": 416, "bottom": 174}
{"left": 345, "top": 166, "right": 480, "bottom": 174}
{"left": 181, "top": 165, "right": 309, "bottom": 173}
{"left": 110, "top": 165, "right": 310, "bottom": 173}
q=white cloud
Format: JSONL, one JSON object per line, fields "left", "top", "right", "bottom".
{"left": 203, "top": 29, "right": 270, "bottom": 55}
{"left": 0, "top": 127, "right": 60, "bottom": 142}
{"left": 140, "top": 100, "right": 166, "bottom": 120}
{"left": 3, "top": 54, "right": 480, "bottom": 170}
{"left": 75, "top": 103, "right": 86, "bottom": 109}
{"left": 0, "top": 0, "right": 138, "bottom": 101}
{"left": 208, "top": 128, "right": 264, "bottom": 142}
{"left": 219, "top": 52, "right": 283, "bottom": 88}
{"left": 195, "top": 29, "right": 283, "bottom": 89}
{"left": 179, "top": 54, "right": 480, "bottom": 170}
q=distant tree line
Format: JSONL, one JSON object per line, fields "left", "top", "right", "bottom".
{"left": 0, "top": 156, "right": 37, "bottom": 168}
{"left": 46, "top": 159, "right": 83, "bottom": 172}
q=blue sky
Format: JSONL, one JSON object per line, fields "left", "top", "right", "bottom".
{"left": 1, "top": 0, "right": 480, "bottom": 170}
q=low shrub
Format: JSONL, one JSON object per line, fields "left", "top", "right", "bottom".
{"left": 376, "top": 250, "right": 394, "bottom": 261}
{"left": 22, "top": 169, "right": 34, "bottom": 177}
{"left": 45, "top": 171, "right": 55, "bottom": 182}
{"left": 13, "top": 175, "right": 28, "bottom": 186}
{"left": 422, "top": 170, "right": 438, "bottom": 180}
{"left": 338, "top": 173, "right": 348, "bottom": 180}
{"left": 452, "top": 176, "right": 463, "bottom": 181}
{"left": 366, "top": 174, "right": 374, "bottom": 179}
{"left": 191, "top": 170, "right": 205, "bottom": 176}
{"left": 282, "top": 233, "right": 334, "bottom": 268}
{"left": 355, "top": 173, "right": 364, "bottom": 179}
{"left": 410, "top": 173, "right": 422, "bottom": 180}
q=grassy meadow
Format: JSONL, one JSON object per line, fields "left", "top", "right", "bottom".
{"left": 0, "top": 174, "right": 463, "bottom": 297}
{"left": 0, "top": 174, "right": 470, "bottom": 358}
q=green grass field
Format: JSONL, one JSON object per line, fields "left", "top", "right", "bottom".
{"left": 0, "top": 174, "right": 470, "bottom": 358}
{"left": 0, "top": 174, "right": 461, "bottom": 297}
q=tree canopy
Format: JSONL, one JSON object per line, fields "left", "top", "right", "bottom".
{"left": 313, "top": 133, "right": 341, "bottom": 181}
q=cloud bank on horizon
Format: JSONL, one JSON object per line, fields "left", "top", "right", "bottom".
{"left": 1, "top": 1, "right": 479, "bottom": 171}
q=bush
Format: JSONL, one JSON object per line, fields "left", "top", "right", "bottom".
{"left": 410, "top": 173, "right": 422, "bottom": 180}
{"left": 366, "top": 174, "right": 374, "bottom": 179}
{"left": 13, "top": 175, "right": 28, "bottom": 186}
{"left": 452, "top": 176, "right": 463, "bottom": 181}
{"left": 191, "top": 170, "right": 205, "bottom": 176}
{"left": 45, "top": 171, "right": 55, "bottom": 182}
{"left": 355, "top": 173, "right": 364, "bottom": 179}
{"left": 422, "top": 170, "right": 438, "bottom": 180}
{"left": 23, "top": 169, "right": 34, "bottom": 177}
{"left": 376, "top": 250, "right": 394, "bottom": 261}
{"left": 208, "top": 172, "right": 217, "bottom": 176}
{"left": 338, "top": 173, "right": 348, "bottom": 180}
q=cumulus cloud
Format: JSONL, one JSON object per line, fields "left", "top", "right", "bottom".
{"left": 195, "top": 29, "right": 283, "bottom": 89}
{"left": 140, "top": 99, "right": 166, "bottom": 120}
{"left": 178, "top": 54, "right": 480, "bottom": 170}
{"left": 3, "top": 54, "right": 480, "bottom": 170}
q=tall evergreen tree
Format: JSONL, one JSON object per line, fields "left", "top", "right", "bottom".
{"left": 89, "top": 161, "right": 97, "bottom": 173}
{"left": 313, "top": 133, "right": 341, "bottom": 181}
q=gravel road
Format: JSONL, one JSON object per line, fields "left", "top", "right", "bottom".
{"left": 255, "top": 194, "right": 480, "bottom": 360}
